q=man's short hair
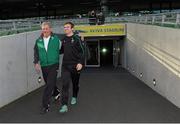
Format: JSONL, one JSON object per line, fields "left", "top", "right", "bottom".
{"left": 41, "top": 21, "right": 52, "bottom": 28}
{"left": 64, "top": 22, "right": 74, "bottom": 28}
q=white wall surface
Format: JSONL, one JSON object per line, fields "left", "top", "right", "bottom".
{"left": 26, "top": 30, "right": 45, "bottom": 93}
{"left": 124, "top": 23, "right": 180, "bottom": 107}
{"left": 0, "top": 34, "right": 28, "bottom": 108}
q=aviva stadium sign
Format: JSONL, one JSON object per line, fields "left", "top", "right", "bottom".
{"left": 75, "top": 24, "right": 126, "bottom": 37}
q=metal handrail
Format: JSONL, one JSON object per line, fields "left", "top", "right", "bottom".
{"left": 1, "top": 12, "right": 180, "bottom": 36}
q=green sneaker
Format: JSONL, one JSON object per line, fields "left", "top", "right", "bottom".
{"left": 59, "top": 105, "right": 68, "bottom": 113}
{"left": 71, "top": 97, "right": 77, "bottom": 105}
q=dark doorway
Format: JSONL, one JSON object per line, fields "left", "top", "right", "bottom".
{"left": 86, "top": 41, "right": 100, "bottom": 67}
{"left": 100, "top": 40, "right": 113, "bottom": 67}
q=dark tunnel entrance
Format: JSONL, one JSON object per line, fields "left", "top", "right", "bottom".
{"left": 85, "top": 36, "right": 125, "bottom": 68}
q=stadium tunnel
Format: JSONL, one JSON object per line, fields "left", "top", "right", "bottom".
{"left": 75, "top": 23, "right": 126, "bottom": 68}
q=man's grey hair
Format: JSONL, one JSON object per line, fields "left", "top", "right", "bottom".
{"left": 41, "top": 21, "right": 52, "bottom": 28}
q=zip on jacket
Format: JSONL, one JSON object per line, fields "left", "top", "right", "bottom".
{"left": 33, "top": 34, "right": 61, "bottom": 67}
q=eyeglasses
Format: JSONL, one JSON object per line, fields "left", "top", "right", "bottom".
{"left": 64, "top": 26, "right": 71, "bottom": 29}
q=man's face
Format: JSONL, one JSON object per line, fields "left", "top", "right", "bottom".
{"left": 64, "top": 24, "right": 73, "bottom": 35}
{"left": 42, "top": 25, "right": 51, "bottom": 37}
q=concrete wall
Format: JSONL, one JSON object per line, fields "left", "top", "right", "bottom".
{"left": 0, "top": 27, "right": 64, "bottom": 108}
{"left": 0, "top": 33, "right": 28, "bottom": 108}
{"left": 124, "top": 23, "right": 180, "bottom": 107}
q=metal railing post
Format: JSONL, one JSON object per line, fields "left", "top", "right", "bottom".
{"left": 145, "top": 16, "right": 148, "bottom": 24}
{"left": 28, "top": 21, "right": 32, "bottom": 29}
{"left": 162, "top": 15, "right": 166, "bottom": 26}
{"left": 152, "top": 16, "right": 155, "bottom": 25}
{"left": 13, "top": 21, "right": 16, "bottom": 30}
{"left": 176, "top": 13, "right": 180, "bottom": 26}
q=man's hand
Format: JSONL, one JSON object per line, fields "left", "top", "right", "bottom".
{"left": 81, "top": 35, "right": 84, "bottom": 41}
{"left": 76, "top": 63, "right": 83, "bottom": 71}
{"left": 34, "top": 63, "right": 41, "bottom": 73}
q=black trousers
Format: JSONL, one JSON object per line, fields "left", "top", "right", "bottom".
{"left": 41, "top": 63, "right": 59, "bottom": 108}
{"left": 61, "top": 65, "right": 80, "bottom": 105}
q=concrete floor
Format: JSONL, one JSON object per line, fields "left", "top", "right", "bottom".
{"left": 0, "top": 67, "right": 180, "bottom": 123}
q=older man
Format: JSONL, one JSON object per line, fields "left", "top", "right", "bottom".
{"left": 33, "top": 22, "right": 61, "bottom": 114}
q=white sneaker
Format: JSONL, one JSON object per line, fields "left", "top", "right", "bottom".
{"left": 54, "top": 93, "right": 61, "bottom": 100}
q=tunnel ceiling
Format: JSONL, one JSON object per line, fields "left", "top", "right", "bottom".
{"left": 0, "top": 0, "right": 180, "bottom": 19}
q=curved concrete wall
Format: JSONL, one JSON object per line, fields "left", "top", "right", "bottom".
{"left": 0, "top": 27, "right": 64, "bottom": 108}
{"left": 124, "top": 23, "right": 180, "bottom": 107}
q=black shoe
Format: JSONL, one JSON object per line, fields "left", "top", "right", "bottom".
{"left": 40, "top": 107, "right": 49, "bottom": 114}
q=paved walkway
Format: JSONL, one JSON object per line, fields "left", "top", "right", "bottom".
{"left": 0, "top": 67, "right": 180, "bottom": 123}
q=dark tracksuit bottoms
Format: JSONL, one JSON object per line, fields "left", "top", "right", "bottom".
{"left": 61, "top": 64, "right": 80, "bottom": 105}
{"left": 41, "top": 63, "right": 59, "bottom": 108}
